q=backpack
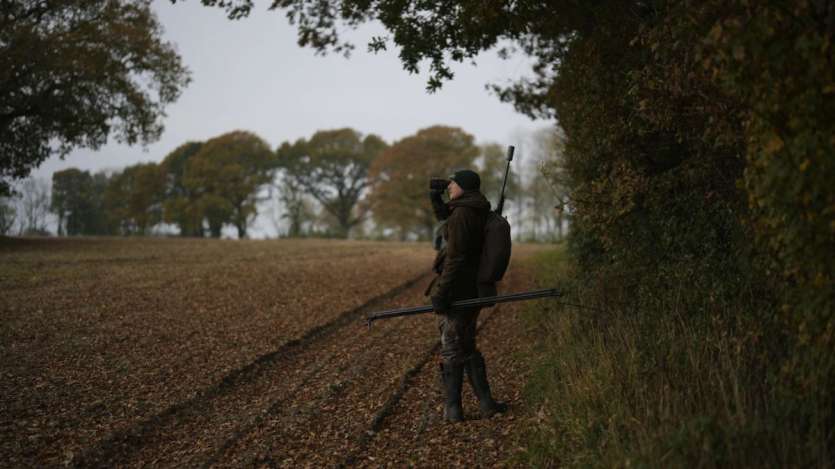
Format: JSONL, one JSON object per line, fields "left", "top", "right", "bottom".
{"left": 477, "top": 210, "right": 511, "bottom": 301}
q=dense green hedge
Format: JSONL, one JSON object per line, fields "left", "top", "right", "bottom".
{"left": 533, "top": 0, "right": 833, "bottom": 465}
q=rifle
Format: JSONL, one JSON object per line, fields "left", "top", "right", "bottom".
{"left": 366, "top": 288, "right": 561, "bottom": 327}
{"left": 495, "top": 145, "right": 514, "bottom": 216}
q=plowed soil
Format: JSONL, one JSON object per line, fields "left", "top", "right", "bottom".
{"left": 0, "top": 237, "right": 547, "bottom": 467}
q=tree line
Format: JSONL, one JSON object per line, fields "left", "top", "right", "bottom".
{"left": 1, "top": 126, "right": 565, "bottom": 241}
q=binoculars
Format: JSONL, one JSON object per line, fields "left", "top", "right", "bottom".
{"left": 430, "top": 178, "right": 450, "bottom": 191}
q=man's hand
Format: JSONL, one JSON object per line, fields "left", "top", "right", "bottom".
{"left": 431, "top": 295, "right": 452, "bottom": 315}
{"left": 429, "top": 190, "right": 449, "bottom": 221}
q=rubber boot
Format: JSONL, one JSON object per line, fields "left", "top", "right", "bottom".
{"left": 465, "top": 351, "right": 508, "bottom": 418}
{"left": 440, "top": 361, "right": 464, "bottom": 422}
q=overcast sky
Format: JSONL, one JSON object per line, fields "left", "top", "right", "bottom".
{"left": 33, "top": 0, "right": 549, "bottom": 181}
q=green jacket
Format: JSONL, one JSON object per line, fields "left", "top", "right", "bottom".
{"left": 430, "top": 190, "right": 491, "bottom": 301}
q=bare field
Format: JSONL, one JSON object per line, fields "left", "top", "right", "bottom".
{"left": 0, "top": 237, "right": 548, "bottom": 467}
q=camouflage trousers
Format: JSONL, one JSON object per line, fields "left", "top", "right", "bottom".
{"left": 437, "top": 308, "right": 481, "bottom": 364}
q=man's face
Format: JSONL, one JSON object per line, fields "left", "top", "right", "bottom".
{"left": 448, "top": 180, "right": 464, "bottom": 200}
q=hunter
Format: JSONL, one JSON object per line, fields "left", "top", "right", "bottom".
{"left": 427, "top": 169, "right": 508, "bottom": 422}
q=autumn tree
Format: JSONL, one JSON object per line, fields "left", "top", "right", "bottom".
{"left": 0, "top": 0, "right": 191, "bottom": 195}
{"left": 87, "top": 171, "right": 115, "bottom": 235}
{"left": 52, "top": 168, "right": 90, "bottom": 236}
{"left": 367, "top": 126, "right": 479, "bottom": 239}
{"left": 275, "top": 128, "right": 386, "bottom": 238}
{"left": 160, "top": 141, "right": 205, "bottom": 237}
{"left": 184, "top": 131, "right": 273, "bottom": 238}
{"left": 532, "top": 128, "right": 570, "bottom": 240}
{"left": 18, "top": 178, "right": 51, "bottom": 235}
{"left": 521, "top": 166, "right": 557, "bottom": 241}
{"left": 273, "top": 141, "right": 315, "bottom": 237}
{"left": 0, "top": 195, "right": 16, "bottom": 235}
{"left": 52, "top": 168, "right": 113, "bottom": 236}
{"left": 104, "top": 163, "right": 165, "bottom": 235}
{"left": 52, "top": 169, "right": 78, "bottom": 236}
{"left": 271, "top": 174, "right": 314, "bottom": 237}
{"left": 493, "top": 128, "right": 567, "bottom": 241}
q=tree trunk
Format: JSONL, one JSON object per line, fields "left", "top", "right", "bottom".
{"left": 336, "top": 210, "right": 351, "bottom": 239}
{"left": 289, "top": 219, "right": 300, "bottom": 237}
{"left": 209, "top": 221, "right": 222, "bottom": 238}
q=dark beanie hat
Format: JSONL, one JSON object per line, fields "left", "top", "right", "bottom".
{"left": 449, "top": 169, "right": 481, "bottom": 191}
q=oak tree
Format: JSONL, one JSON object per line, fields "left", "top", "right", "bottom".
{"left": 367, "top": 126, "right": 478, "bottom": 240}
{"left": 160, "top": 141, "right": 205, "bottom": 237}
{"left": 276, "top": 128, "right": 386, "bottom": 238}
{"left": 0, "top": 0, "right": 191, "bottom": 195}
{"left": 104, "top": 162, "right": 165, "bottom": 235}
{"left": 52, "top": 168, "right": 91, "bottom": 236}
{"left": 52, "top": 168, "right": 114, "bottom": 236}
{"left": 184, "top": 131, "right": 273, "bottom": 238}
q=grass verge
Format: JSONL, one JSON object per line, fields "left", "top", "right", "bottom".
{"left": 515, "top": 246, "right": 806, "bottom": 468}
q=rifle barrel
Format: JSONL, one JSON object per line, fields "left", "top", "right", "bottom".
{"left": 366, "top": 287, "right": 561, "bottom": 326}
{"left": 496, "top": 145, "right": 514, "bottom": 216}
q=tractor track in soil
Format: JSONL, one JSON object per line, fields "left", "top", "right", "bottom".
{"left": 72, "top": 271, "right": 431, "bottom": 467}
{"left": 228, "top": 263, "right": 535, "bottom": 469}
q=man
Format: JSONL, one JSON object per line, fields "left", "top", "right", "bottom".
{"left": 428, "top": 169, "right": 507, "bottom": 422}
